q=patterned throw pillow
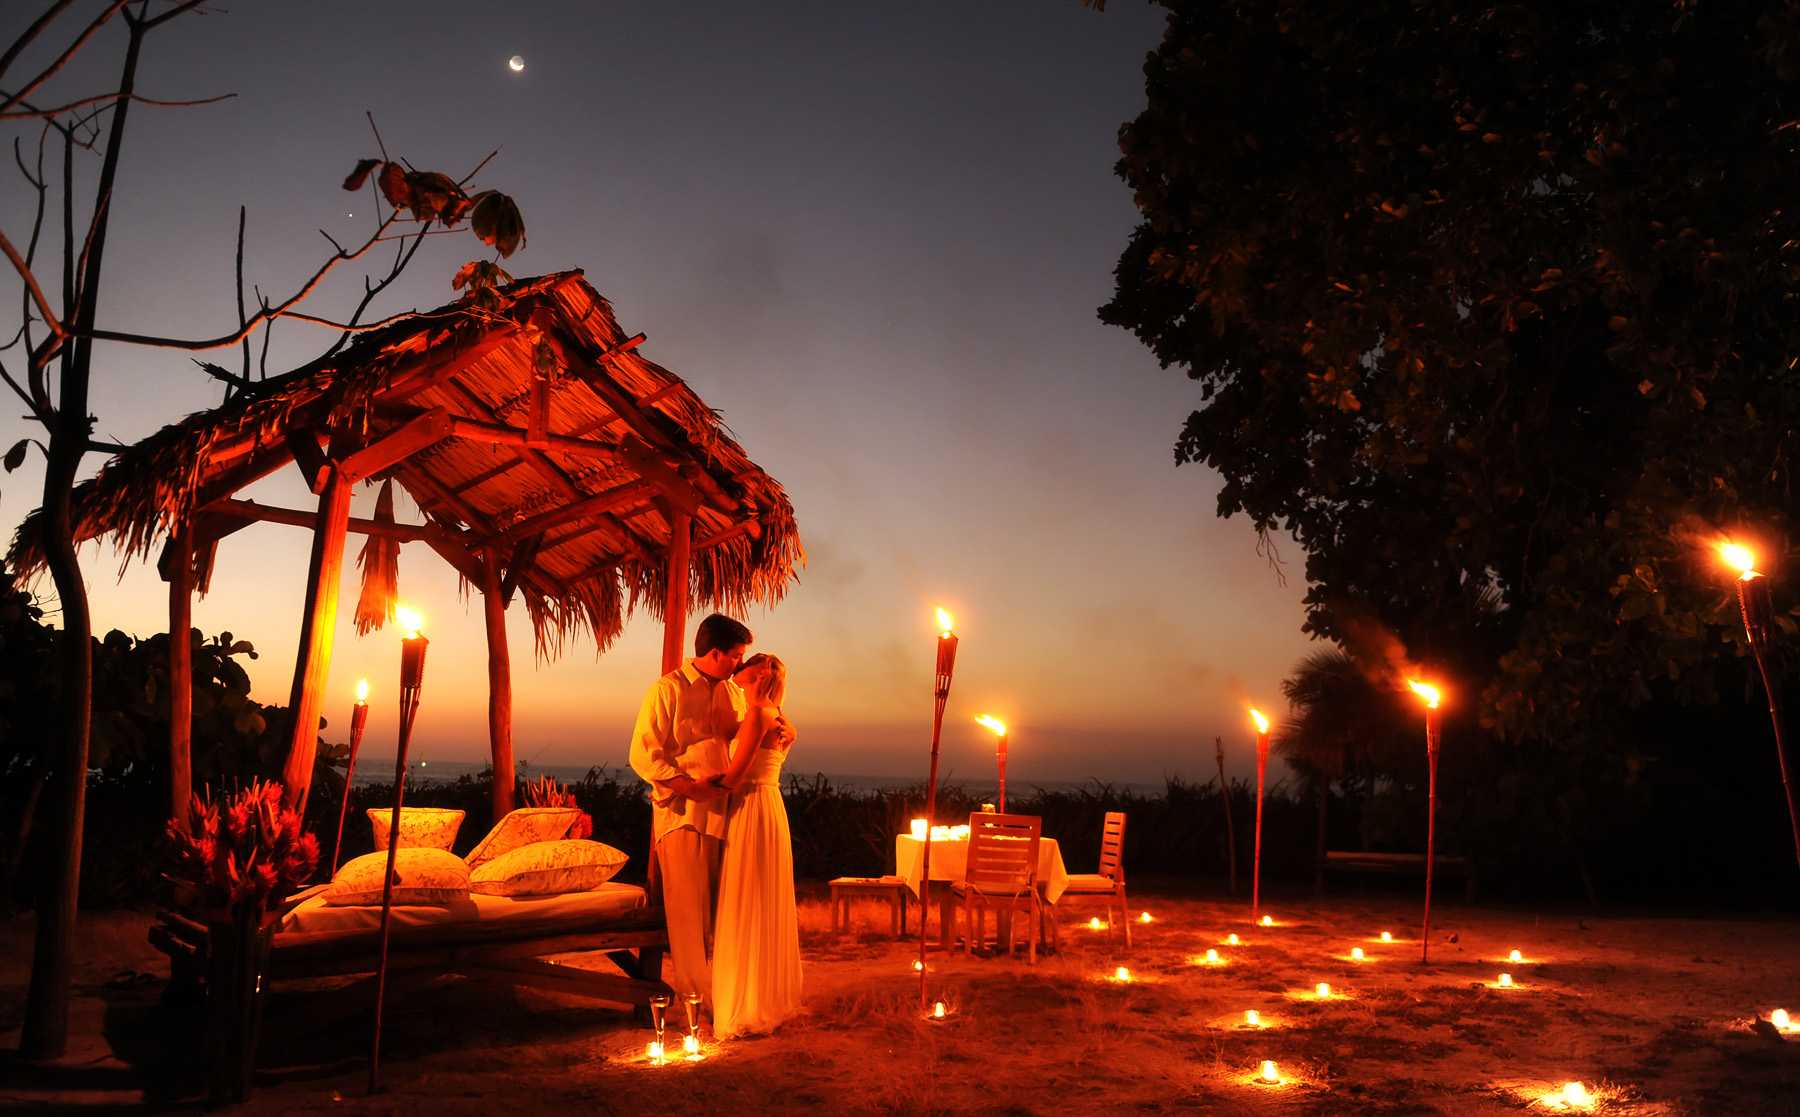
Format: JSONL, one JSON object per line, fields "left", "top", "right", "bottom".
{"left": 326, "top": 847, "right": 469, "bottom": 906}
{"left": 468, "top": 839, "right": 630, "bottom": 897}
{"left": 465, "top": 807, "right": 581, "bottom": 869}
{"left": 366, "top": 806, "right": 466, "bottom": 851}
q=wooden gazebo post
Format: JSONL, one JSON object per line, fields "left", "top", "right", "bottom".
{"left": 163, "top": 523, "right": 194, "bottom": 831}
{"left": 280, "top": 462, "right": 353, "bottom": 813}
{"left": 661, "top": 509, "right": 692, "bottom": 674}
{"left": 480, "top": 551, "right": 516, "bottom": 820}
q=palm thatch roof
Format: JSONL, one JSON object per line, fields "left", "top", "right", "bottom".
{"left": 7, "top": 270, "right": 802, "bottom": 655}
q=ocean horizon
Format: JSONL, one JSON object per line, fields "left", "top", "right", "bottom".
{"left": 345, "top": 757, "right": 1171, "bottom": 798}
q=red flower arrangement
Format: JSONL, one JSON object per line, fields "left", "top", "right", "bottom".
{"left": 167, "top": 779, "right": 319, "bottom": 917}
{"left": 521, "top": 774, "right": 594, "bottom": 839}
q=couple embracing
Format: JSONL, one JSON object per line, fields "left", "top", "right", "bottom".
{"left": 627, "top": 613, "right": 803, "bottom": 1039}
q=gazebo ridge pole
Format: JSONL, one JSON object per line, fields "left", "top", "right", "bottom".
{"left": 280, "top": 463, "right": 353, "bottom": 813}
{"left": 480, "top": 552, "right": 516, "bottom": 820}
{"left": 165, "top": 524, "right": 194, "bottom": 831}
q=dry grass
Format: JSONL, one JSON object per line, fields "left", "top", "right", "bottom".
{"left": 4, "top": 891, "right": 1800, "bottom": 1114}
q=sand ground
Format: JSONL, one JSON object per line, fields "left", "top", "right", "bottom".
{"left": 3, "top": 883, "right": 1799, "bottom": 1115}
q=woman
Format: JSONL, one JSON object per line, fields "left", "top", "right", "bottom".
{"left": 708, "top": 653, "right": 802, "bottom": 1039}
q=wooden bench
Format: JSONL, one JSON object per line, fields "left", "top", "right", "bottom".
{"left": 1324, "top": 850, "right": 1477, "bottom": 901}
{"left": 827, "top": 876, "right": 909, "bottom": 936}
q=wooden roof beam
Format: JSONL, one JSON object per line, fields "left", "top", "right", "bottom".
{"left": 445, "top": 414, "right": 631, "bottom": 465}
{"left": 198, "top": 497, "right": 441, "bottom": 542}
{"left": 490, "top": 478, "right": 659, "bottom": 547}
{"left": 340, "top": 407, "right": 454, "bottom": 483}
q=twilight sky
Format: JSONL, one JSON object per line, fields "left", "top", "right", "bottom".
{"left": 0, "top": 1, "right": 1315, "bottom": 785}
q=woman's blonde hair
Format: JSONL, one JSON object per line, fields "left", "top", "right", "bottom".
{"left": 737, "top": 652, "right": 787, "bottom": 706}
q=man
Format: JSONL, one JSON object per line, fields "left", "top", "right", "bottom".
{"left": 627, "top": 613, "right": 753, "bottom": 1003}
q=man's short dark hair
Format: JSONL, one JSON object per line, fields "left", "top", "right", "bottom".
{"left": 695, "top": 613, "right": 753, "bottom": 657}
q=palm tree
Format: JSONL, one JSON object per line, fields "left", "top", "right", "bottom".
{"left": 1275, "top": 649, "right": 1411, "bottom": 893}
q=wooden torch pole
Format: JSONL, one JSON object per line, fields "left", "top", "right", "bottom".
{"left": 370, "top": 628, "right": 427, "bottom": 1093}
{"left": 1421, "top": 705, "right": 1441, "bottom": 964}
{"left": 919, "top": 615, "right": 957, "bottom": 1012}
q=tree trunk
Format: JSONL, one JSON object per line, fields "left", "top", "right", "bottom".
{"left": 481, "top": 554, "right": 514, "bottom": 821}
{"left": 1313, "top": 777, "right": 1328, "bottom": 898}
{"left": 21, "top": 440, "right": 94, "bottom": 1059}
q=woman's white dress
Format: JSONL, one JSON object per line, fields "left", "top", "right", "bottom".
{"left": 710, "top": 735, "right": 802, "bottom": 1038}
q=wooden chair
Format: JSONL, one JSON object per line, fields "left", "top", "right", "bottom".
{"left": 1057, "top": 810, "right": 1129, "bottom": 946}
{"left": 950, "top": 812, "right": 1043, "bottom": 963}
{"left": 828, "top": 875, "right": 910, "bottom": 936}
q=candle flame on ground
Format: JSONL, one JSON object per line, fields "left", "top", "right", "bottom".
{"left": 975, "top": 714, "right": 1007, "bottom": 737}
{"left": 1498, "top": 973, "right": 1513, "bottom": 988}
{"left": 1245, "top": 1009, "right": 1260, "bottom": 1026}
{"left": 1113, "top": 966, "right": 1132, "bottom": 982}
{"left": 1227, "top": 933, "right": 1240, "bottom": 945}
{"left": 1559, "top": 1081, "right": 1594, "bottom": 1110}
{"left": 1509, "top": 948, "right": 1523, "bottom": 963}
{"left": 1316, "top": 982, "right": 1331, "bottom": 999}
{"left": 1205, "top": 948, "right": 1220, "bottom": 964}
{"left": 646, "top": 1041, "right": 664, "bottom": 1062}
{"left": 395, "top": 605, "right": 423, "bottom": 638}
{"left": 1407, "top": 678, "right": 1442, "bottom": 709}
{"left": 682, "top": 1034, "right": 700, "bottom": 1056}
{"left": 1718, "top": 541, "right": 1760, "bottom": 580}
{"left": 355, "top": 678, "right": 369, "bottom": 703}
{"left": 1259, "top": 1060, "right": 1280, "bottom": 1084}
{"left": 1248, "top": 706, "right": 1270, "bottom": 734}
{"left": 1351, "top": 947, "right": 1365, "bottom": 961}
{"left": 932, "top": 1001, "right": 947, "bottom": 1019}
{"left": 1089, "top": 916, "right": 1106, "bottom": 930}
{"left": 1139, "top": 911, "right": 1152, "bottom": 923}
{"left": 912, "top": 960, "right": 924, "bottom": 972}
{"left": 1773, "top": 1007, "right": 1793, "bottom": 1031}
{"left": 1380, "top": 931, "right": 1393, "bottom": 943}
{"left": 935, "top": 607, "right": 955, "bottom": 636}
{"left": 1260, "top": 915, "right": 1274, "bottom": 927}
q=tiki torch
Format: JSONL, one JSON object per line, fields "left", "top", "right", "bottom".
{"left": 1407, "top": 678, "right": 1443, "bottom": 964}
{"left": 328, "top": 679, "right": 371, "bottom": 878}
{"left": 1718, "top": 542, "right": 1800, "bottom": 867}
{"left": 976, "top": 714, "right": 1008, "bottom": 813}
{"left": 370, "top": 607, "right": 428, "bottom": 1094}
{"left": 1248, "top": 706, "right": 1271, "bottom": 917}
{"left": 919, "top": 607, "right": 958, "bottom": 1011}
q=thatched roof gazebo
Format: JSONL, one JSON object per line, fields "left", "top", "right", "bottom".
{"left": 7, "top": 270, "right": 802, "bottom": 821}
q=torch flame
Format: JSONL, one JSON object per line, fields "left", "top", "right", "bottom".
{"left": 975, "top": 713, "right": 1007, "bottom": 737}
{"left": 1248, "top": 707, "right": 1270, "bottom": 734}
{"left": 935, "top": 607, "right": 955, "bottom": 637}
{"left": 395, "top": 605, "right": 423, "bottom": 638}
{"left": 1406, "top": 679, "right": 1442, "bottom": 710}
{"left": 355, "top": 678, "right": 369, "bottom": 703}
{"left": 1718, "top": 541, "right": 1760, "bottom": 581}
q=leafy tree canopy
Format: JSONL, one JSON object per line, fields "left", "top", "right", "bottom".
{"left": 1103, "top": 1, "right": 1800, "bottom": 743}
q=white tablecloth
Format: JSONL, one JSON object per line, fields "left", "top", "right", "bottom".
{"left": 894, "top": 834, "right": 1069, "bottom": 904}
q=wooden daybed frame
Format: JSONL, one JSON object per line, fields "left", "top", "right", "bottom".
{"left": 150, "top": 884, "right": 673, "bottom": 1030}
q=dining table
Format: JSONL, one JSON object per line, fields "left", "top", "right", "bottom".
{"left": 893, "top": 832, "right": 1071, "bottom": 949}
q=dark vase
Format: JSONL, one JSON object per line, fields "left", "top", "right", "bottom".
{"left": 204, "top": 907, "right": 274, "bottom": 1106}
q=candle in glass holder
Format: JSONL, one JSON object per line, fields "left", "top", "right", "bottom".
{"left": 1227, "top": 932, "right": 1240, "bottom": 946}
{"left": 1351, "top": 947, "right": 1366, "bottom": 961}
{"left": 1498, "top": 973, "right": 1513, "bottom": 988}
{"left": 1315, "top": 982, "right": 1331, "bottom": 999}
{"left": 1509, "top": 948, "right": 1523, "bottom": 963}
{"left": 1261, "top": 915, "right": 1274, "bottom": 927}
{"left": 932, "top": 1001, "right": 947, "bottom": 1019}
{"left": 1259, "top": 1060, "right": 1280, "bottom": 1085}
{"left": 1244, "top": 1009, "right": 1261, "bottom": 1027}
{"left": 1380, "top": 931, "right": 1393, "bottom": 943}
{"left": 646, "top": 1041, "right": 665, "bottom": 1062}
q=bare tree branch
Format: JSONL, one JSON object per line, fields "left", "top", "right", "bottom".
{"left": 0, "top": 1, "right": 133, "bottom": 117}
{"left": 0, "top": 230, "right": 63, "bottom": 348}
{"left": 0, "top": 89, "right": 236, "bottom": 121}
{"left": 138, "top": 0, "right": 214, "bottom": 32}
{"left": 458, "top": 148, "right": 498, "bottom": 187}
{"left": 233, "top": 205, "right": 248, "bottom": 388}
{"left": 0, "top": 1, "right": 83, "bottom": 89}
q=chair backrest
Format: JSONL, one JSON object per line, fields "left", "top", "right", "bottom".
{"left": 1097, "top": 811, "right": 1127, "bottom": 883}
{"left": 964, "top": 812, "right": 1042, "bottom": 896}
